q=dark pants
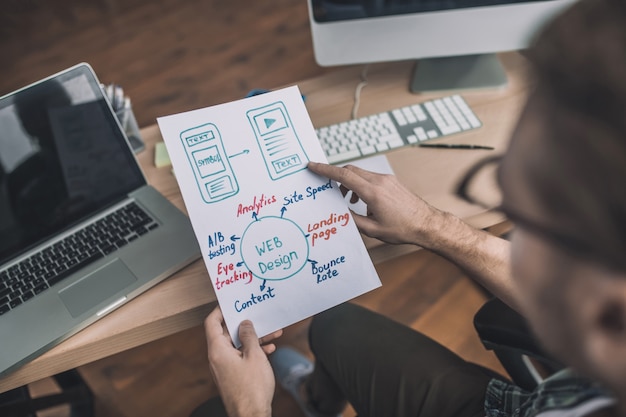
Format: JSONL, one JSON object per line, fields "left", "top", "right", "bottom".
{"left": 306, "top": 303, "right": 497, "bottom": 417}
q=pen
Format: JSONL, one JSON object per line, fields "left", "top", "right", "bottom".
{"left": 418, "top": 143, "right": 494, "bottom": 150}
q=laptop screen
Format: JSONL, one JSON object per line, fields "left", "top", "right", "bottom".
{"left": 0, "top": 64, "right": 146, "bottom": 264}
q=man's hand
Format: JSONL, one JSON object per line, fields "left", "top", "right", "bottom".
{"left": 308, "top": 161, "right": 445, "bottom": 248}
{"left": 204, "top": 307, "right": 282, "bottom": 417}
{"left": 308, "top": 162, "right": 521, "bottom": 311}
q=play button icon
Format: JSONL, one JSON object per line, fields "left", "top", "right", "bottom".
{"left": 251, "top": 107, "right": 288, "bottom": 135}
{"left": 264, "top": 118, "right": 276, "bottom": 129}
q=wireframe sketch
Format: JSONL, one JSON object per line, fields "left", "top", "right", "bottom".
{"left": 246, "top": 101, "right": 309, "bottom": 180}
{"left": 180, "top": 123, "right": 239, "bottom": 203}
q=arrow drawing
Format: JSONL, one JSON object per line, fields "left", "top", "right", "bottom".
{"left": 229, "top": 149, "right": 250, "bottom": 159}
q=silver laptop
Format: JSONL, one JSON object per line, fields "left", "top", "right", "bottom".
{"left": 0, "top": 63, "right": 201, "bottom": 376}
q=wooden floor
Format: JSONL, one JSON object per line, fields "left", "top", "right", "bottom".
{"left": 1, "top": 1, "right": 507, "bottom": 416}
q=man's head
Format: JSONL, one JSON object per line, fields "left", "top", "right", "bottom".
{"left": 499, "top": 0, "right": 626, "bottom": 398}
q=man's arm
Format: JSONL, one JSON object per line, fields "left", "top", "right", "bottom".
{"left": 426, "top": 212, "right": 520, "bottom": 312}
{"left": 307, "top": 162, "right": 522, "bottom": 313}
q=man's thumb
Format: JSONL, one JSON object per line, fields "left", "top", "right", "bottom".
{"left": 238, "top": 320, "right": 259, "bottom": 353}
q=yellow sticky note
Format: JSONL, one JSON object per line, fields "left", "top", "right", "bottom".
{"left": 154, "top": 141, "right": 171, "bottom": 168}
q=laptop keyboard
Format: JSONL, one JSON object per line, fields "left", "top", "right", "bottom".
{"left": 0, "top": 202, "right": 159, "bottom": 316}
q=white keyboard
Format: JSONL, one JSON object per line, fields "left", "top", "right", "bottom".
{"left": 316, "top": 94, "right": 482, "bottom": 164}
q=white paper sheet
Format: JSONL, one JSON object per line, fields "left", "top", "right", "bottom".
{"left": 157, "top": 86, "right": 381, "bottom": 345}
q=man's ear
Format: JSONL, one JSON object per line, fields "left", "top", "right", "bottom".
{"left": 583, "top": 273, "right": 626, "bottom": 388}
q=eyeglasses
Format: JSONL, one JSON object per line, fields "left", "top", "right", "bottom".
{"left": 454, "top": 155, "right": 610, "bottom": 265}
{"left": 455, "top": 155, "right": 504, "bottom": 211}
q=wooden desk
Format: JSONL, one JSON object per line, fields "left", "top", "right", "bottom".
{"left": 0, "top": 52, "right": 530, "bottom": 393}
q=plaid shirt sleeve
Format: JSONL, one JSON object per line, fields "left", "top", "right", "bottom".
{"left": 484, "top": 368, "right": 616, "bottom": 417}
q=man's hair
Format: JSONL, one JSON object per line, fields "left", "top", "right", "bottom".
{"left": 525, "top": 0, "right": 626, "bottom": 270}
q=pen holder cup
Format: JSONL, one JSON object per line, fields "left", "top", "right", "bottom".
{"left": 115, "top": 104, "right": 144, "bottom": 153}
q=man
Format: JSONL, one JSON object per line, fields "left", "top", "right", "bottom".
{"left": 203, "top": 0, "right": 626, "bottom": 415}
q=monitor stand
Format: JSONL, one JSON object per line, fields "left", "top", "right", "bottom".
{"left": 409, "top": 53, "right": 508, "bottom": 93}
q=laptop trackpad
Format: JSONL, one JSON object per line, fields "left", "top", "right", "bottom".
{"left": 59, "top": 259, "right": 137, "bottom": 318}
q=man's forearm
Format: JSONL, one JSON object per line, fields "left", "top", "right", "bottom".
{"left": 421, "top": 211, "right": 521, "bottom": 313}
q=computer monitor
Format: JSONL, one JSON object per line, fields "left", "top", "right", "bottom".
{"left": 307, "top": 0, "right": 576, "bottom": 92}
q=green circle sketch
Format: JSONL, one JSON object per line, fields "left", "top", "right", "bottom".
{"left": 240, "top": 216, "right": 309, "bottom": 281}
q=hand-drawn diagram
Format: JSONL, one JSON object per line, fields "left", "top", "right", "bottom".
{"left": 246, "top": 101, "right": 309, "bottom": 180}
{"left": 180, "top": 123, "right": 239, "bottom": 203}
{"left": 157, "top": 86, "right": 381, "bottom": 347}
{"left": 240, "top": 215, "right": 309, "bottom": 281}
